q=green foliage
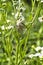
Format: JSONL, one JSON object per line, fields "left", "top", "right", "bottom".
{"left": 0, "top": 0, "right": 43, "bottom": 65}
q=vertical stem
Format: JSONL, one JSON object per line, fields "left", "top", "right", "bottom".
{"left": 19, "top": 0, "right": 21, "bottom": 8}
{"left": 15, "top": 43, "right": 19, "bottom": 65}
{"left": 31, "top": 0, "right": 35, "bottom": 12}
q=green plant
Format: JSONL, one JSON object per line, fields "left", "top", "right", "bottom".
{"left": 0, "top": 0, "right": 43, "bottom": 65}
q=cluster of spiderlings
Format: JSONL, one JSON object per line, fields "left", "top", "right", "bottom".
{"left": 14, "top": 1, "right": 26, "bottom": 30}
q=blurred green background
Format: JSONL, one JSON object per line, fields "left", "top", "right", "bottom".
{"left": 0, "top": 0, "right": 43, "bottom": 65}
